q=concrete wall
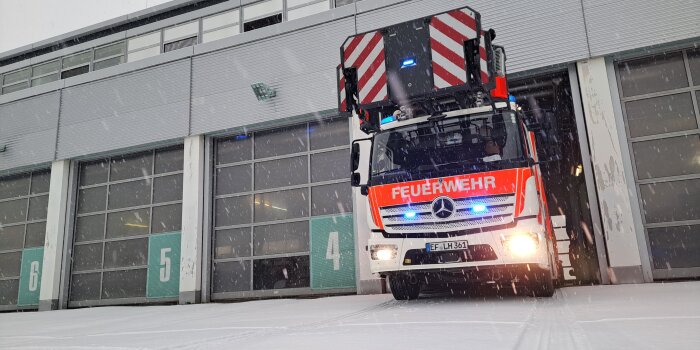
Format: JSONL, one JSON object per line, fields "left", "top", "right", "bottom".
{"left": 576, "top": 57, "right": 650, "bottom": 283}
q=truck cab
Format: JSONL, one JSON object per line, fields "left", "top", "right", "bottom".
{"left": 339, "top": 6, "right": 560, "bottom": 299}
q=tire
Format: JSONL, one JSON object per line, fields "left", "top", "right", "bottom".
{"left": 389, "top": 275, "right": 421, "bottom": 300}
{"left": 527, "top": 270, "right": 555, "bottom": 298}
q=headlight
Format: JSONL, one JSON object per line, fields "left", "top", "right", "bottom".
{"left": 502, "top": 232, "right": 539, "bottom": 257}
{"left": 370, "top": 244, "right": 398, "bottom": 260}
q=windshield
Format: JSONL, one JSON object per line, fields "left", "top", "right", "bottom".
{"left": 371, "top": 112, "right": 524, "bottom": 176}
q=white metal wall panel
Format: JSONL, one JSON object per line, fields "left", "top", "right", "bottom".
{"left": 4, "top": 0, "right": 698, "bottom": 172}
{"left": 57, "top": 60, "right": 191, "bottom": 159}
{"left": 0, "top": 92, "right": 60, "bottom": 171}
{"left": 190, "top": 18, "right": 355, "bottom": 134}
{"left": 356, "top": 0, "right": 479, "bottom": 32}
{"left": 356, "top": 0, "right": 590, "bottom": 73}
{"left": 584, "top": 0, "right": 700, "bottom": 57}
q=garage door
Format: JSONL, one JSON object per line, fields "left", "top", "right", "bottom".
{"left": 211, "top": 117, "right": 355, "bottom": 299}
{"left": 68, "top": 146, "right": 184, "bottom": 307}
{"left": 0, "top": 170, "right": 50, "bottom": 310}
{"left": 615, "top": 48, "right": 700, "bottom": 279}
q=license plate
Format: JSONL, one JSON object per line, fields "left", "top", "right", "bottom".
{"left": 426, "top": 240, "right": 468, "bottom": 252}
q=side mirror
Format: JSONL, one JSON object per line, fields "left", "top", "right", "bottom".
{"left": 350, "top": 137, "right": 372, "bottom": 191}
{"left": 351, "top": 143, "right": 360, "bottom": 172}
{"left": 360, "top": 185, "right": 369, "bottom": 196}
{"left": 351, "top": 172, "right": 361, "bottom": 187}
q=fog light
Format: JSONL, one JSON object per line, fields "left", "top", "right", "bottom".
{"left": 370, "top": 245, "right": 398, "bottom": 261}
{"left": 503, "top": 233, "right": 539, "bottom": 257}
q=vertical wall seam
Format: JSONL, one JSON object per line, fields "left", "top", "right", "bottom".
{"left": 579, "top": 0, "right": 593, "bottom": 58}
{"left": 54, "top": 88, "right": 64, "bottom": 161}
{"left": 353, "top": 0, "right": 358, "bottom": 34}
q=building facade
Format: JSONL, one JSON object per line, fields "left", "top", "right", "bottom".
{"left": 0, "top": 0, "right": 698, "bottom": 311}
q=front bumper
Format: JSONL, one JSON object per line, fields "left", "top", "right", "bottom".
{"left": 384, "top": 264, "right": 551, "bottom": 287}
{"left": 368, "top": 219, "right": 551, "bottom": 275}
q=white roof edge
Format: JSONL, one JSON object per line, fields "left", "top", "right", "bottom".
{"left": 0, "top": 0, "right": 208, "bottom": 61}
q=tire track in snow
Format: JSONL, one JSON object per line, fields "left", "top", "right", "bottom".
{"left": 164, "top": 298, "right": 398, "bottom": 350}
{"left": 296, "top": 299, "right": 399, "bottom": 330}
{"left": 511, "top": 290, "right": 593, "bottom": 350}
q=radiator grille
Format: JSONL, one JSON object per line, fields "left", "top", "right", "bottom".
{"left": 380, "top": 194, "right": 516, "bottom": 234}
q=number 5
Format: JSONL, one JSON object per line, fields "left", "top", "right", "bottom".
{"left": 29, "top": 261, "right": 40, "bottom": 292}
{"left": 326, "top": 232, "right": 340, "bottom": 271}
{"left": 160, "top": 248, "right": 171, "bottom": 282}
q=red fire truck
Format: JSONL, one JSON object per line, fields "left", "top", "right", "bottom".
{"left": 338, "top": 6, "right": 560, "bottom": 299}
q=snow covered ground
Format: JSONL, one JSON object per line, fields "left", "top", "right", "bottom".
{"left": 1, "top": 281, "right": 699, "bottom": 349}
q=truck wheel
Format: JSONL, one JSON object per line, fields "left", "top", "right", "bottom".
{"left": 389, "top": 275, "right": 421, "bottom": 300}
{"left": 528, "top": 270, "right": 555, "bottom": 297}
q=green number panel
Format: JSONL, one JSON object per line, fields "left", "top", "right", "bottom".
{"left": 17, "top": 247, "right": 44, "bottom": 307}
{"left": 310, "top": 214, "right": 355, "bottom": 289}
{"left": 147, "top": 232, "right": 181, "bottom": 299}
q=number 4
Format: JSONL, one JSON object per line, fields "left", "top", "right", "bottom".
{"left": 160, "top": 248, "right": 171, "bottom": 282}
{"left": 326, "top": 231, "right": 340, "bottom": 271}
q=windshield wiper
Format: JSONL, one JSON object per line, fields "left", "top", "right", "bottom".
{"left": 434, "top": 159, "right": 510, "bottom": 172}
{"left": 373, "top": 157, "right": 527, "bottom": 178}
{"left": 373, "top": 168, "right": 409, "bottom": 176}
{"left": 433, "top": 161, "right": 470, "bottom": 169}
{"left": 415, "top": 164, "right": 439, "bottom": 172}
{"left": 428, "top": 159, "right": 489, "bottom": 168}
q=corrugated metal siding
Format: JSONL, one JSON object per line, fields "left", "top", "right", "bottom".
{"left": 57, "top": 60, "right": 191, "bottom": 159}
{"left": 3, "top": 0, "right": 700, "bottom": 172}
{"left": 190, "top": 18, "right": 355, "bottom": 134}
{"left": 584, "top": 0, "right": 700, "bottom": 57}
{"left": 356, "top": 0, "right": 590, "bottom": 73}
{"left": 0, "top": 92, "right": 60, "bottom": 172}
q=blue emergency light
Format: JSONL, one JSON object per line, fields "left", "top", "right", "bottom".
{"left": 404, "top": 211, "right": 417, "bottom": 219}
{"left": 401, "top": 57, "right": 417, "bottom": 68}
{"left": 472, "top": 204, "right": 488, "bottom": 213}
{"left": 380, "top": 116, "right": 395, "bottom": 124}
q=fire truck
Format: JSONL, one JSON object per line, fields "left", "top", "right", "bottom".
{"left": 338, "top": 6, "right": 561, "bottom": 299}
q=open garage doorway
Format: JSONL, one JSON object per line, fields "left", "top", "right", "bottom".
{"left": 510, "top": 71, "right": 603, "bottom": 285}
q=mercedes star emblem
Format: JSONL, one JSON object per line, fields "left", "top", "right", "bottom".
{"left": 431, "top": 196, "right": 455, "bottom": 219}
